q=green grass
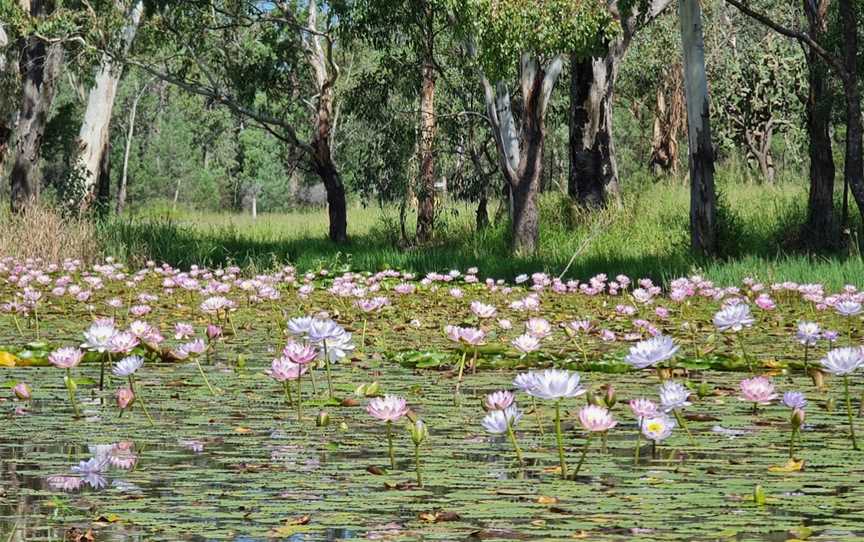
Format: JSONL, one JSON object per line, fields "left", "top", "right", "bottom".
{"left": 101, "top": 177, "right": 864, "bottom": 288}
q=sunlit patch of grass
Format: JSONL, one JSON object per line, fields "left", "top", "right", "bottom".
{"left": 101, "top": 178, "right": 863, "bottom": 288}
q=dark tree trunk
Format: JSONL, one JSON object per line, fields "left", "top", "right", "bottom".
{"left": 679, "top": 0, "right": 717, "bottom": 256}
{"left": 568, "top": 0, "right": 671, "bottom": 207}
{"left": 312, "top": 143, "right": 348, "bottom": 244}
{"left": 95, "top": 141, "right": 111, "bottom": 216}
{"left": 306, "top": 0, "right": 348, "bottom": 244}
{"left": 415, "top": 6, "right": 437, "bottom": 243}
{"left": 10, "top": 36, "right": 63, "bottom": 213}
{"left": 476, "top": 192, "right": 489, "bottom": 231}
{"left": 511, "top": 160, "right": 541, "bottom": 255}
{"left": 838, "top": 0, "right": 864, "bottom": 228}
{"left": 802, "top": 1, "right": 835, "bottom": 247}
{"left": 510, "top": 68, "right": 547, "bottom": 256}
{"left": 568, "top": 53, "right": 621, "bottom": 208}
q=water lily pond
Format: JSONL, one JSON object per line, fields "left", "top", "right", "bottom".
{"left": 2, "top": 262, "right": 864, "bottom": 541}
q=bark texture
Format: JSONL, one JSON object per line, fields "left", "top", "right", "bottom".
{"left": 482, "top": 54, "right": 563, "bottom": 256}
{"left": 679, "top": 0, "right": 717, "bottom": 256}
{"left": 415, "top": 5, "right": 437, "bottom": 243}
{"left": 306, "top": 0, "right": 348, "bottom": 243}
{"left": 802, "top": 0, "right": 836, "bottom": 247}
{"left": 75, "top": 0, "right": 144, "bottom": 210}
{"left": 10, "top": 22, "right": 63, "bottom": 212}
{"left": 568, "top": 0, "right": 672, "bottom": 208}
{"left": 838, "top": 0, "right": 864, "bottom": 228}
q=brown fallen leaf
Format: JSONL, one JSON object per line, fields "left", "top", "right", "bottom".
{"left": 536, "top": 495, "right": 558, "bottom": 505}
{"left": 419, "top": 510, "right": 460, "bottom": 523}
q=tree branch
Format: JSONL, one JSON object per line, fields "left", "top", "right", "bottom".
{"left": 723, "top": 0, "right": 848, "bottom": 80}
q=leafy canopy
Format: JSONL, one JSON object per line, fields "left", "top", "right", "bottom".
{"left": 455, "top": 0, "right": 619, "bottom": 79}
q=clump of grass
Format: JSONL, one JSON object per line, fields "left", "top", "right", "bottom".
{"left": 0, "top": 203, "right": 101, "bottom": 263}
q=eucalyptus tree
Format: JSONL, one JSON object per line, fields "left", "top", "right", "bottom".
{"left": 0, "top": 21, "right": 14, "bottom": 174}
{"left": 679, "top": 0, "right": 717, "bottom": 256}
{"left": 725, "top": 0, "right": 863, "bottom": 245}
{"left": 4, "top": 1, "right": 66, "bottom": 212}
{"left": 73, "top": 0, "right": 144, "bottom": 212}
{"left": 337, "top": 0, "right": 456, "bottom": 243}
{"left": 135, "top": 0, "right": 350, "bottom": 243}
{"left": 460, "top": 0, "right": 617, "bottom": 256}
{"left": 568, "top": 0, "right": 673, "bottom": 209}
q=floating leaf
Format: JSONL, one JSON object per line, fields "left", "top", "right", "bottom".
{"left": 768, "top": 458, "right": 805, "bottom": 473}
{"left": 0, "top": 351, "right": 17, "bottom": 367}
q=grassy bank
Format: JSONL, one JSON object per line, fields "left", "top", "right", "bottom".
{"left": 90, "top": 177, "right": 864, "bottom": 288}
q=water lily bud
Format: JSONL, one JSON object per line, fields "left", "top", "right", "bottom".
{"left": 409, "top": 419, "right": 428, "bottom": 446}
{"left": 316, "top": 410, "right": 331, "bottom": 427}
{"left": 603, "top": 385, "right": 617, "bottom": 409}
{"left": 12, "top": 382, "right": 31, "bottom": 401}
{"left": 116, "top": 387, "right": 135, "bottom": 409}
{"left": 791, "top": 408, "right": 806, "bottom": 429}
{"left": 697, "top": 381, "right": 711, "bottom": 399}
{"left": 206, "top": 324, "right": 223, "bottom": 340}
{"left": 810, "top": 369, "right": 825, "bottom": 390}
{"left": 586, "top": 389, "right": 601, "bottom": 407}
{"left": 364, "top": 381, "right": 381, "bottom": 397}
{"left": 338, "top": 421, "right": 349, "bottom": 431}
{"left": 753, "top": 484, "right": 766, "bottom": 506}
{"left": 825, "top": 397, "right": 835, "bottom": 412}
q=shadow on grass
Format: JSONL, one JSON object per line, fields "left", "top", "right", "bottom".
{"left": 99, "top": 216, "right": 864, "bottom": 287}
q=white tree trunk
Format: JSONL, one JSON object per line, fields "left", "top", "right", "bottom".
{"left": 679, "top": 0, "right": 717, "bottom": 255}
{"left": 0, "top": 22, "right": 8, "bottom": 73}
{"left": 117, "top": 80, "right": 148, "bottom": 214}
{"left": 74, "top": 0, "right": 144, "bottom": 208}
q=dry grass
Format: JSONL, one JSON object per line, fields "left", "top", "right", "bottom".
{"left": 0, "top": 203, "right": 101, "bottom": 264}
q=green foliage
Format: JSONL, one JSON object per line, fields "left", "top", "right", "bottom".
{"left": 461, "top": 0, "right": 618, "bottom": 79}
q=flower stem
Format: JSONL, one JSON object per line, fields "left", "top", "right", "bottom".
{"left": 844, "top": 375, "right": 859, "bottom": 450}
{"left": 573, "top": 433, "right": 593, "bottom": 477}
{"left": 65, "top": 369, "right": 80, "bottom": 418}
{"left": 361, "top": 319, "right": 367, "bottom": 353}
{"left": 673, "top": 409, "right": 695, "bottom": 445}
{"left": 634, "top": 418, "right": 643, "bottom": 465}
{"left": 12, "top": 314, "right": 23, "bottom": 337}
{"left": 737, "top": 334, "right": 753, "bottom": 373}
{"left": 296, "top": 371, "right": 303, "bottom": 421}
{"left": 555, "top": 401, "right": 567, "bottom": 479}
{"left": 100, "top": 352, "right": 111, "bottom": 392}
{"left": 803, "top": 344, "right": 809, "bottom": 375}
{"left": 414, "top": 444, "right": 423, "bottom": 487}
{"left": 455, "top": 351, "right": 467, "bottom": 395}
{"left": 531, "top": 396, "right": 545, "bottom": 435}
{"left": 386, "top": 421, "right": 395, "bottom": 470}
{"left": 323, "top": 339, "right": 334, "bottom": 399}
{"left": 788, "top": 427, "right": 797, "bottom": 458}
{"left": 283, "top": 380, "right": 294, "bottom": 406}
{"left": 129, "top": 376, "right": 154, "bottom": 426}
{"left": 195, "top": 359, "right": 217, "bottom": 396}
{"left": 506, "top": 417, "right": 524, "bottom": 465}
